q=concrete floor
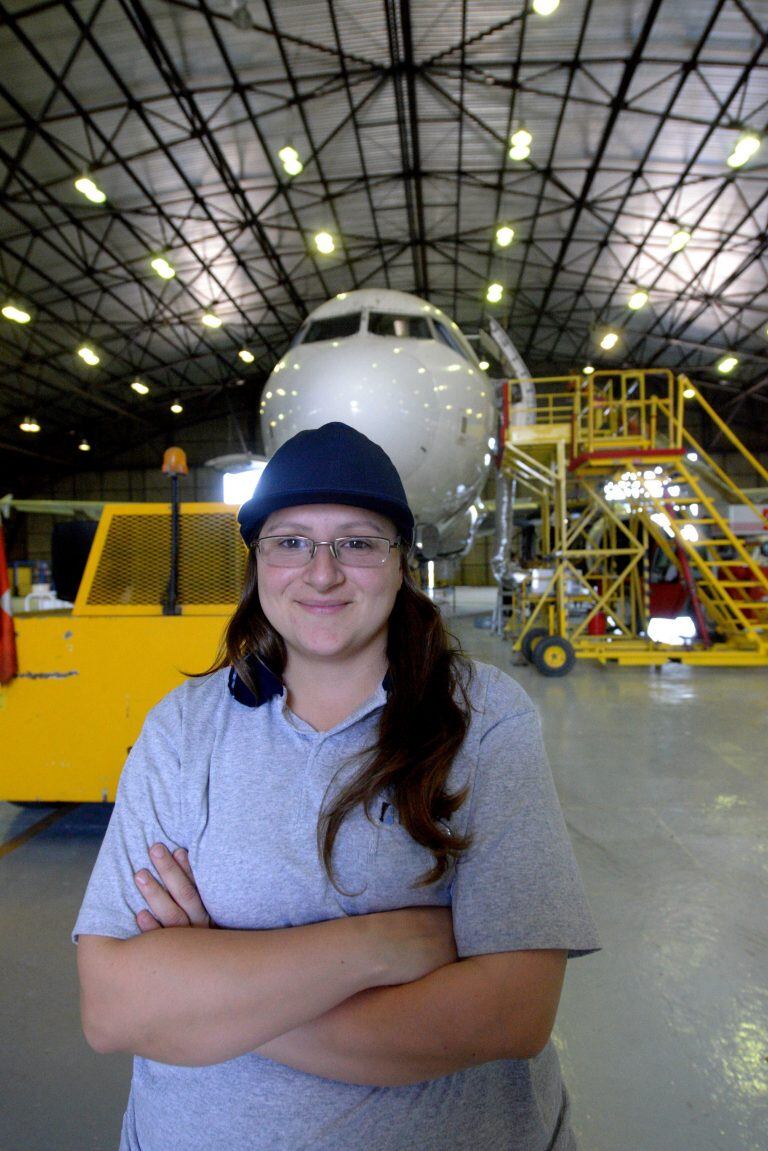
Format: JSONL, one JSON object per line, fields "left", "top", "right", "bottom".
{"left": 1, "top": 588, "right": 767, "bottom": 1150}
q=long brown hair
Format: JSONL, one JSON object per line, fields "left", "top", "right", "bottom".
{"left": 204, "top": 550, "right": 473, "bottom": 889}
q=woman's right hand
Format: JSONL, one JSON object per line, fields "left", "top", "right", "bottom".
{"left": 362, "top": 906, "right": 458, "bottom": 986}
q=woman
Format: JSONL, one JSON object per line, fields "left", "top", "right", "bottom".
{"left": 75, "top": 421, "right": 599, "bottom": 1150}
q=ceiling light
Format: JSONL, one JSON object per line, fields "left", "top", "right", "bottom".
{"left": 74, "top": 176, "right": 106, "bottom": 204}
{"left": 683, "top": 386, "right": 695, "bottom": 399}
{"left": 278, "top": 145, "right": 303, "bottom": 177}
{"left": 668, "top": 229, "right": 691, "bottom": 253}
{"left": 131, "top": 379, "right": 149, "bottom": 395}
{"left": 77, "top": 345, "right": 100, "bottom": 366}
{"left": 583, "top": 364, "right": 595, "bottom": 375}
{"left": 532, "top": 0, "right": 560, "bottom": 12}
{"left": 19, "top": 416, "right": 41, "bottom": 433}
{"left": 717, "top": 355, "right": 738, "bottom": 374}
{"left": 508, "top": 143, "right": 530, "bottom": 161}
{"left": 78, "top": 438, "right": 91, "bottom": 452}
{"left": 478, "top": 360, "right": 490, "bottom": 370}
{"left": 202, "top": 312, "right": 223, "bottom": 328}
{"left": 600, "top": 331, "right": 619, "bottom": 350}
{"left": 628, "top": 289, "right": 649, "bottom": 310}
{"left": 238, "top": 349, "right": 255, "bottom": 363}
{"left": 231, "top": 0, "right": 252, "bottom": 31}
{"left": 510, "top": 129, "right": 532, "bottom": 148}
{"left": 314, "top": 231, "right": 335, "bottom": 255}
{"left": 2, "top": 303, "right": 32, "bottom": 324}
{"left": 726, "top": 132, "right": 761, "bottom": 169}
{"left": 495, "top": 225, "right": 515, "bottom": 247}
{"left": 170, "top": 400, "right": 184, "bottom": 414}
{"left": 687, "top": 452, "right": 698, "bottom": 461}
{"left": 486, "top": 282, "right": 503, "bottom": 304}
{"left": 150, "top": 256, "right": 176, "bottom": 280}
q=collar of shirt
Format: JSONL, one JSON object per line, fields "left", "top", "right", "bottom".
{"left": 228, "top": 653, "right": 392, "bottom": 709}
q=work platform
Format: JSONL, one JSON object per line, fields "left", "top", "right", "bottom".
{"left": 498, "top": 369, "right": 768, "bottom": 673}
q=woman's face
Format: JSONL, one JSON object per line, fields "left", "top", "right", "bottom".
{"left": 256, "top": 504, "right": 403, "bottom": 671}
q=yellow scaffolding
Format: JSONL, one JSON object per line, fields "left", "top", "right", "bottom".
{"left": 500, "top": 370, "right": 768, "bottom": 673}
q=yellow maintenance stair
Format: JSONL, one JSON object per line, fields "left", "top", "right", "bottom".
{"left": 499, "top": 369, "right": 768, "bottom": 673}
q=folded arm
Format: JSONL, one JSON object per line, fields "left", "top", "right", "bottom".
{"left": 78, "top": 845, "right": 456, "bottom": 1067}
{"left": 254, "top": 948, "right": 567, "bottom": 1086}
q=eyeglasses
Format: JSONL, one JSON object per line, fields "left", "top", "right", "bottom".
{"left": 254, "top": 535, "right": 400, "bottom": 568}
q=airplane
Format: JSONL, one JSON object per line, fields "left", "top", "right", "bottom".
{"left": 259, "top": 288, "right": 533, "bottom": 560}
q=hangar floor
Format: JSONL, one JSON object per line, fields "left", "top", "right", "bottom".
{"left": 1, "top": 587, "right": 766, "bottom": 1151}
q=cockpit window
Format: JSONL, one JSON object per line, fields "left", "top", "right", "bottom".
{"left": 302, "top": 313, "right": 361, "bottom": 343}
{"left": 368, "top": 312, "right": 432, "bottom": 339}
{"left": 432, "top": 319, "right": 472, "bottom": 362}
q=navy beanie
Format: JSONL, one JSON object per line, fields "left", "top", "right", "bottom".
{"left": 238, "top": 422, "right": 415, "bottom": 547}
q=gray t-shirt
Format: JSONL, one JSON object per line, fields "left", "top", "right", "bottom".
{"left": 74, "top": 659, "right": 599, "bottom": 1151}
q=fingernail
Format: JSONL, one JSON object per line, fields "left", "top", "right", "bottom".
{"left": 173, "top": 848, "right": 187, "bottom": 861}
{"left": 135, "top": 871, "right": 149, "bottom": 886}
{"left": 150, "top": 844, "right": 165, "bottom": 860}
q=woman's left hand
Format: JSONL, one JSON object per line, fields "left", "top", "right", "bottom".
{"left": 134, "top": 844, "right": 214, "bottom": 932}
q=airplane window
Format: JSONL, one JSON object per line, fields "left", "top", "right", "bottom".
{"left": 368, "top": 312, "right": 432, "bottom": 339}
{"left": 432, "top": 319, "right": 471, "bottom": 361}
{"left": 303, "top": 313, "right": 361, "bottom": 343}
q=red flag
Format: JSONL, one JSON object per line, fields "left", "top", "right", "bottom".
{"left": 0, "top": 521, "right": 18, "bottom": 684}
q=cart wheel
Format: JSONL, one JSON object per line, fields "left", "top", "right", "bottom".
{"left": 520, "top": 627, "right": 550, "bottom": 664}
{"left": 533, "top": 635, "right": 576, "bottom": 677}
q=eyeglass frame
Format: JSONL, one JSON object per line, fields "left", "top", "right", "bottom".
{"left": 252, "top": 533, "right": 403, "bottom": 567}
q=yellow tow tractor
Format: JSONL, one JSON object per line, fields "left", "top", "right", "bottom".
{"left": 1, "top": 449, "right": 243, "bottom": 803}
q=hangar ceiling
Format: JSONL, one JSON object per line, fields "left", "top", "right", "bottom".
{"left": 1, "top": 0, "right": 767, "bottom": 488}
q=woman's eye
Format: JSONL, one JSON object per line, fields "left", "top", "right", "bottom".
{"left": 341, "top": 537, "right": 372, "bottom": 550}
{"left": 278, "top": 537, "right": 308, "bottom": 550}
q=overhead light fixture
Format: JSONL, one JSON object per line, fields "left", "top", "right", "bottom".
{"left": 2, "top": 303, "right": 32, "bottom": 324}
{"left": 726, "top": 132, "right": 761, "bottom": 169}
{"left": 600, "top": 331, "right": 619, "bottom": 350}
{"left": 77, "top": 345, "right": 100, "bottom": 366}
{"left": 74, "top": 176, "right": 107, "bottom": 204}
{"left": 509, "top": 128, "right": 532, "bottom": 160}
{"left": 683, "top": 386, "right": 696, "bottom": 399}
{"left": 628, "top": 288, "right": 649, "bottom": 310}
{"left": 583, "top": 364, "right": 595, "bottom": 375}
{"left": 78, "top": 438, "right": 91, "bottom": 452}
{"left": 19, "top": 416, "right": 41, "bottom": 433}
{"left": 668, "top": 228, "right": 691, "bottom": 253}
{"left": 238, "top": 349, "right": 255, "bottom": 364}
{"left": 170, "top": 400, "right": 184, "bottom": 413}
{"left": 478, "top": 360, "right": 490, "bottom": 370}
{"left": 131, "top": 379, "right": 149, "bottom": 395}
{"left": 486, "top": 282, "right": 504, "bottom": 304}
{"left": 278, "top": 145, "right": 303, "bottom": 177}
{"left": 150, "top": 255, "right": 176, "bottom": 280}
{"left": 532, "top": 0, "right": 560, "bottom": 13}
{"left": 202, "top": 311, "right": 223, "bottom": 328}
{"left": 495, "top": 225, "right": 515, "bottom": 247}
{"left": 314, "top": 231, "right": 335, "bottom": 255}
{"left": 687, "top": 451, "right": 698, "bottom": 462}
{"left": 717, "top": 355, "right": 738, "bottom": 374}
{"left": 230, "top": 0, "right": 252, "bottom": 31}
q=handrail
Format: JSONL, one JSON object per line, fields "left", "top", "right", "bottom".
{"left": 678, "top": 376, "right": 768, "bottom": 488}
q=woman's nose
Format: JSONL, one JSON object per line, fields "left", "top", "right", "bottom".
{"left": 303, "top": 543, "right": 345, "bottom": 587}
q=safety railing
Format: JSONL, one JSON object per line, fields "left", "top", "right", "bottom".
{"left": 571, "top": 369, "right": 681, "bottom": 456}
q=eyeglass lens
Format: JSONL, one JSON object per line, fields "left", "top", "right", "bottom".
{"left": 257, "top": 536, "right": 394, "bottom": 567}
